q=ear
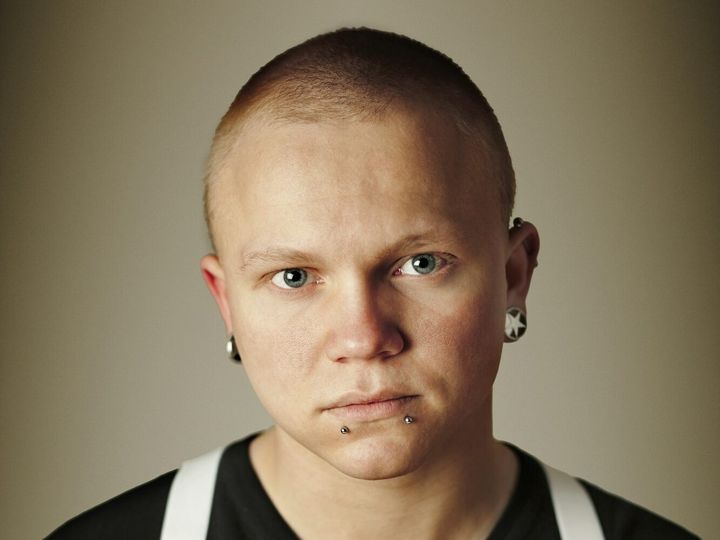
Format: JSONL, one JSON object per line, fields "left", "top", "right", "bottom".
{"left": 505, "top": 220, "right": 540, "bottom": 311}
{"left": 200, "top": 254, "right": 233, "bottom": 334}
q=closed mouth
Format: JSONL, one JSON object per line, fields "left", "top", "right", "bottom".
{"left": 325, "top": 394, "right": 418, "bottom": 421}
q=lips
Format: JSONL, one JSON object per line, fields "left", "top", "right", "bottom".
{"left": 324, "top": 392, "right": 418, "bottom": 421}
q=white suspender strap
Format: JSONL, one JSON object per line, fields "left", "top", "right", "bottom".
{"left": 160, "top": 448, "right": 600, "bottom": 539}
{"left": 160, "top": 446, "right": 224, "bottom": 540}
{"left": 542, "top": 463, "right": 605, "bottom": 540}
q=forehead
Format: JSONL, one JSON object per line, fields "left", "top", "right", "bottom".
{"left": 213, "top": 110, "right": 501, "bottom": 257}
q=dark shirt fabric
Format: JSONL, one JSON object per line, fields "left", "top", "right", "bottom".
{"left": 47, "top": 435, "right": 698, "bottom": 539}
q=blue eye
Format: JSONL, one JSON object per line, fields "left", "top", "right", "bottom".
{"left": 399, "top": 253, "right": 439, "bottom": 275}
{"left": 271, "top": 268, "right": 309, "bottom": 289}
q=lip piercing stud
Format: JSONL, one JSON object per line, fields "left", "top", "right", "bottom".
{"left": 340, "top": 426, "right": 350, "bottom": 434}
{"left": 403, "top": 415, "right": 415, "bottom": 424}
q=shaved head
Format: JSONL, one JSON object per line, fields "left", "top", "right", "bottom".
{"left": 203, "top": 28, "right": 516, "bottom": 250}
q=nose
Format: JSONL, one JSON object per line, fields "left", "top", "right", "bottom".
{"left": 322, "top": 282, "right": 405, "bottom": 363}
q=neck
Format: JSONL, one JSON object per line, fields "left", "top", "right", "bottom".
{"left": 250, "top": 421, "right": 518, "bottom": 540}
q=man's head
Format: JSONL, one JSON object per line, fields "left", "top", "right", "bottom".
{"left": 200, "top": 28, "right": 538, "bottom": 480}
{"left": 203, "top": 27, "right": 516, "bottom": 252}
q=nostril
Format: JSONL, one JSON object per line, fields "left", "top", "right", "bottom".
{"left": 322, "top": 284, "right": 405, "bottom": 362}
{"left": 325, "top": 321, "right": 405, "bottom": 363}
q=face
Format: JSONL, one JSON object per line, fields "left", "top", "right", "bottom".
{"left": 202, "top": 109, "right": 534, "bottom": 480}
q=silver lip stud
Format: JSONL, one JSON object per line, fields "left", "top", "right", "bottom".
{"left": 403, "top": 415, "right": 415, "bottom": 424}
{"left": 340, "top": 426, "right": 350, "bottom": 434}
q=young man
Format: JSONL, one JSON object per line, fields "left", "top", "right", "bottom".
{"left": 49, "top": 28, "right": 697, "bottom": 539}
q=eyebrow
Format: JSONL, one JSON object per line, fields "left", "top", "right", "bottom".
{"left": 239, "top": 247, "right": 314, "bottom": 273}
{"left": 238, "top": 232, "right": 445, "bottom": 273}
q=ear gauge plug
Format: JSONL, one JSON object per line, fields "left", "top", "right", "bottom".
{"left": 504, "top": 307, "right": 527, "bottom": 342}
{"left": 226, "top": 335, "right": 241, "bottom": 363}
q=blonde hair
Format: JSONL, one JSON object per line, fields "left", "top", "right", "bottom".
{"left": 203, "top": 27, "right": 516, "bottom": 249}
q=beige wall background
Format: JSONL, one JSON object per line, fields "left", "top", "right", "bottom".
{"left": 1, "top": 1, "right": 718, "bottom": 538}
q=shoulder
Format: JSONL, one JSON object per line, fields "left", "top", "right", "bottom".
{"left": 506, "top": 444, "right": 698, "bottom": 540}
{"left": 44, "top": 436, "right": 261, "bottom": 540}
{"left": 580, "top": 479, "right": 699, "bottom": 540}
{"left": 45, "top": 470, "right": 176, "bottom": 540}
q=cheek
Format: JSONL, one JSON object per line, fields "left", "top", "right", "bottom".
{"left": 231, "top": 303, "right": 347, "bottom": 461}
{"left": 232, "top": 305, "right": 316, "bottom": 407}
{"left": 413, "top": 286, "right": 506, "bottom": 404}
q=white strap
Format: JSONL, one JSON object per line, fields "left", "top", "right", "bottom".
{"left": 160, "top": 447, "right": 224, "bottom": 540}
{"left": 160, "top": 448, "right": 600, "bottom": 539}
{"left": 542, "top": 463, "right": 605, "bottom": 540}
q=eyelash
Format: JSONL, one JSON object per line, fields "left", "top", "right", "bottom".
{"left": 270, "top": 268, "right": 322, "bottom": 290}
{"left": 268, "top": 252, "right": 453, "bottom": 292}
{"left": 393, "top": 253, "right": 448, "bottom": 277}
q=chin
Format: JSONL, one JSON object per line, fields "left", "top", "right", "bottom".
{"left": 327, "top": 432, "right": 428, "bottom": 480}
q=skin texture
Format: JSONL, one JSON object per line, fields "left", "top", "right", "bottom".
{"left": 201, "top": 108, "right": 539, "bottom": 539}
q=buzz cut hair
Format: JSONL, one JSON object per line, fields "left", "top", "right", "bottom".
{"left": 203, "top": 27, "right": 516, "bottom": 250}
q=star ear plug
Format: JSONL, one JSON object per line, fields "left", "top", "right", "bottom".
{"left": 504, "top": 307, "right": 527, "bottom": 342}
